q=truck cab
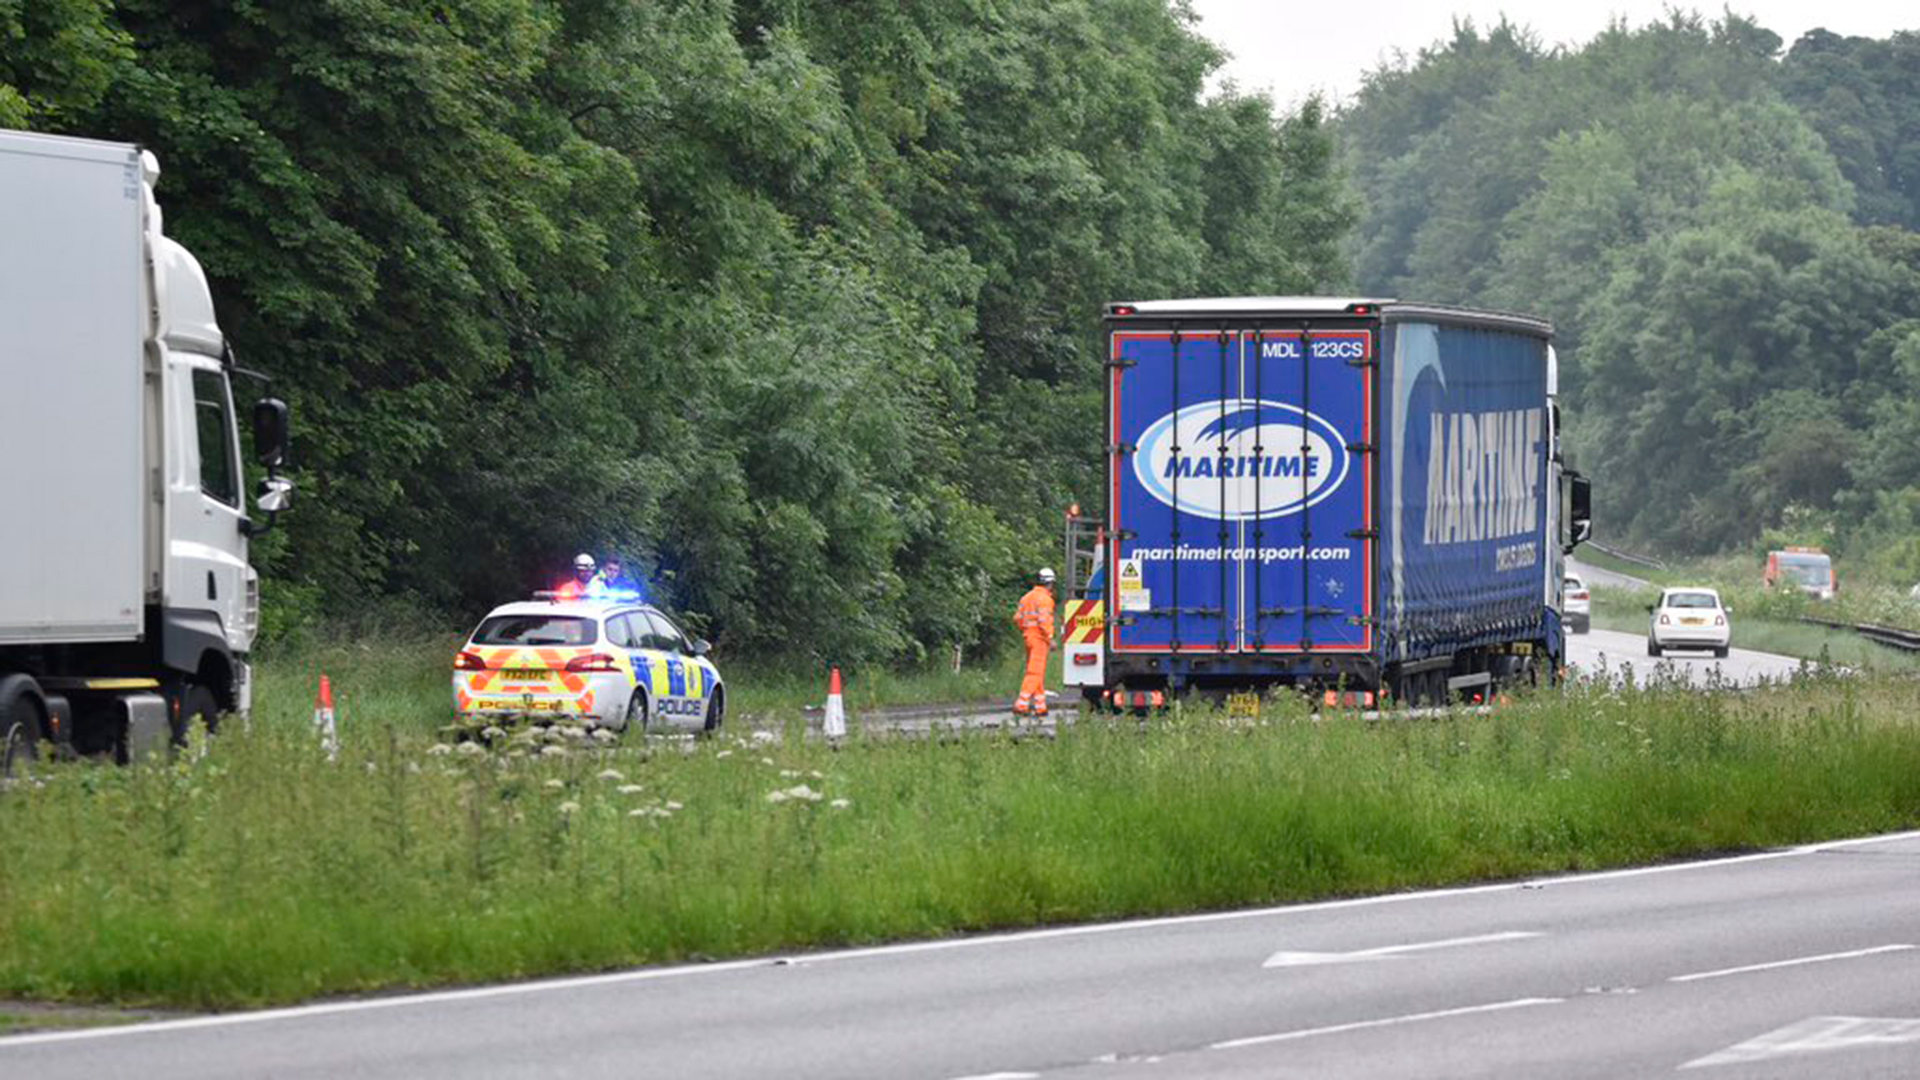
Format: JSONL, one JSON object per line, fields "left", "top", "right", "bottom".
{"left": 1764, "top": 547, "right": 1835, "bottom": 600}
{"left": 0, "top": 130, "right": 290, "bottom": 773}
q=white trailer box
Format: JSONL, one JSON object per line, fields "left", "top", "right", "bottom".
{"left": 0, "top": 131, "right": 148, "bottom": 644}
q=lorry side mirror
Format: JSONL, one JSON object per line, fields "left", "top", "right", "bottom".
{"left": 253, "top": 398, "right": 289, "bottom": 468}
{"left": 1567, "top": 474, "right": 1593, "bottom": 550}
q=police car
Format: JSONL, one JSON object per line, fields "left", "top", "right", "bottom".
{"left": 452, "top": 596, "right": 723, "bottom": 733}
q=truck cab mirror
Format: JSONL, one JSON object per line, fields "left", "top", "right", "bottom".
{"left": 256, "top": 475, "right": 293, "bottom": 515}
{"left": 253, "top": 398, "right": 289, "bottom": 468}
{"left": 1566, "top": 474, "right": 1593, "bottom": 551}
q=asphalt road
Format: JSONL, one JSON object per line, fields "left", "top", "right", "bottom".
{"left": 1567, "top": 554, "right": 1656, "bottom": 592}
{"left": 1565, "top": 625, "right": 1806, "bottom": 688}
{"left": 7, "top": 831, "right": 1918, "bottom": 1079}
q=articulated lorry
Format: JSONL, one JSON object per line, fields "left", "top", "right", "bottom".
{"left": 1061, "top": 297, "right": 1590, "bottom": 709}
{"left": 0, "top": 130, "right": 291, "bottom": 774}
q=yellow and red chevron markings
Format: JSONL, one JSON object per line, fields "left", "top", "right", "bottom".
{"left": 1063, "top": 599, "right": 1105, "bottom": 645}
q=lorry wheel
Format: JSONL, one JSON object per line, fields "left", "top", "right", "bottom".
{"left": 0, "top": 674, "right": 46, "bottom": 782}
{"left": 170, "top": 684, "right": 221, "bottom": 751}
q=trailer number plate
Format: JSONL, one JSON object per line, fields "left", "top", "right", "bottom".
{"left": 1227, "top": 692, "right": 1261, "bottom": 718}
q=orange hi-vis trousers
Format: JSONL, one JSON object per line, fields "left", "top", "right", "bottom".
{"left": 1012, "top": 584, "right": 1055, "bottom": 716}
{"left": 1015, "top": 630, "right": 1050, "bottom": 715}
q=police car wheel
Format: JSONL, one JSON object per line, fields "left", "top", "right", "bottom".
{"left": 624, "top": 690, "right": 651, "bottom": 735}
{"left": 701, "top": 688, "right": 724, "bottom": 733}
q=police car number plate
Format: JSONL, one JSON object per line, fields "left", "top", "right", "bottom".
{"left": 502, "top": 669, "right": 546, "bottom": 681}
{"left": 1227, "top": 692, "right": 1261, "bottom": 718}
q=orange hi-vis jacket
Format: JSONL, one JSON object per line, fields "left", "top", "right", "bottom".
{"left": 1014, "top": 585, "right": 1055, "bottom": 640}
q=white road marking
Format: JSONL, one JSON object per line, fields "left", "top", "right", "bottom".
{"left": 1210, "top": 998, "right": 1562, "bottom": 1050}
{"left": 1669, "top": 944, "right": 1914, "bottom": 983}
{"left": 1681, "top": 1015, "right": 1920, "bottom": 1069}
{"left": 1264, "top": 930, "right": 1541, "bottom": 967}
{"left": 947, "top": 1073, "right": 1040, "bottom": 1080}
{"left": 2, "top": 830, "right": 1915, "bottom": 1050}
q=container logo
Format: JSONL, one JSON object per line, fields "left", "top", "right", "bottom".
{"left": 1134, "top": 399, "right": 1348, "bottom": 520}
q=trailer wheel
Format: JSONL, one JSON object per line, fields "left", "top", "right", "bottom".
{"left": 170, "top": 683, "right": 221, "bottom": 753}
{"left": 0, "top": 674, "right": 46, "bottom": 783}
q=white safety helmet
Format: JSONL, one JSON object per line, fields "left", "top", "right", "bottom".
{"left": 573, "top": 553, "right": 597, "bottom": 570}
{"left": 1037, "top": 567, "right": 1056, "bottom": 584}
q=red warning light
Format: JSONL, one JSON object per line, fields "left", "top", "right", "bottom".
{"left": 1113, "top": 305, "right": 1137, "bottom": 316}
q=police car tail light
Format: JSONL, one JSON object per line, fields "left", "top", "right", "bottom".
{"left": 1658, "top": 614, "right": 1670, "bottom": 625}
{"left": 566, "top": 652, "right": 619, "bottom": 673}
{"left": 455, "top": 650, "right": 488, "bottom": 671}
{"left": 1715, "top": 614, "right": 1726, "bottom": 626}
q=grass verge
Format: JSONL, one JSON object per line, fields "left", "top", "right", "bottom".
{"left": 251, "top": 630, "right": 1041, "bottom": 735}
{"left": 2, "top": 658, "right": 1917, "bottom": 1010}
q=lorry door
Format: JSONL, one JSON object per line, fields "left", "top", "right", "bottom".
{"left": 1110, "top": 327, "right": 1373, "bottom": 655}
{"left": 1244, "top": 329, "right": 1373, "bottom": 653}
{"left": 170, "top": 362, "right": 252, "bottom": 646}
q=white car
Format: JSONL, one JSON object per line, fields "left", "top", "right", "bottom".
{"left": 452, "top": 597, "right": 723, "bottom": 733}
{"left": 1647, "top": 588, "right": 1731, "bottom": 658}
{"left": 1563, "top": 574, "right": 1591, "bottom": 634}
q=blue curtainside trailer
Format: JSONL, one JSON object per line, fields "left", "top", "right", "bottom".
{"left": 1093, "top": 297, "right": 1590, "bottom": 707}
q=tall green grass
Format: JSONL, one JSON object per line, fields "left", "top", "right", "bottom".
{"left": 2, "top": 666, "right": 1916, "bottom": 1009}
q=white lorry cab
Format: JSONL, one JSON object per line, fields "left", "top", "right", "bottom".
{"left": 0, "top": 130, "right": 292, "bottom": 774}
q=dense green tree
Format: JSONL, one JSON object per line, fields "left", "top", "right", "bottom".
{"left": 1339, "top": 11, "right": 1920, "bottom": 572}
{"left": 2, "top": 0, "right": 1352, "bottom": 662}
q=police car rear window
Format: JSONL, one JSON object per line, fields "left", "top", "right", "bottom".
{"left": 472, "top": 615, "right": 597, "bottom": 646}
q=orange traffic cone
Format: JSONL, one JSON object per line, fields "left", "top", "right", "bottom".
{"left": 823, "top": 667, "right": 846, "bottom": 739}
{"left": 314, "top": 674, "right": 338, "bottom": 760}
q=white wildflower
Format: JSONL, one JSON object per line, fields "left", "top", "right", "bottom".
{"left": 809, "top": 770, "right": 824, "bottom": 780}
{"left": 544, "top": 778, "right": 566, "bottom": 790}
{"left": 618, "top": 784, "right": 646, "bottom": 795}
{"left": 456, "top": 741, "right": 484, "bottom": 757}
{"left": 597, "top": 768, "right": 625, "bottom": 783}
{"left": 765, "top": 790, "right": 790, "bottom": 804}
{"left": 558, "top": 801, "right": 580, "bottom": 816}
{"left": 761, "top": 757, "right": 776, "bottom": 767}
{"left": 783, "top": 784, "right": 823, "bottom": 802}
{"left": 830, "top": 798, "right": 851, "bottom": 810}
{"left": 541, "top": 745, "right": 569, "bottom": 758}
{"left": 665, "top": 800, "right": 682, "bottom": 811}
{"left": 750, "top": 730, "right": 776, "bottom": 745}
{"left": 591, "top": 728, "right": 619, "bottom": 743}
{"left": 482, "top": 726, "right": 507, "bottom": 740}
{"left": 781, "top": 769, "right": 801, "bottom": 779}
{"left": 716, "top": 749, "right": 734, "bottom": 759}
{"left": 428, "top": 743, "right": 453, "bottom": 757}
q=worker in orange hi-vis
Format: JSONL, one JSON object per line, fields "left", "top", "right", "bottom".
{"left": 1012, "top": 567, "right": 1057, "bottom": 717}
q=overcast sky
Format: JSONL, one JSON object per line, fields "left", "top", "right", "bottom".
{"left": 1184, "top": 1, "right": 1917, "bottom": 108}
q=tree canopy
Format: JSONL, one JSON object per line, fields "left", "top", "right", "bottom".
{"left": 1338, "top": 14, "right": 1920, "bottom": 580}
{"left": 2, "top": 0, "right": 1351, "bottom": 661}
